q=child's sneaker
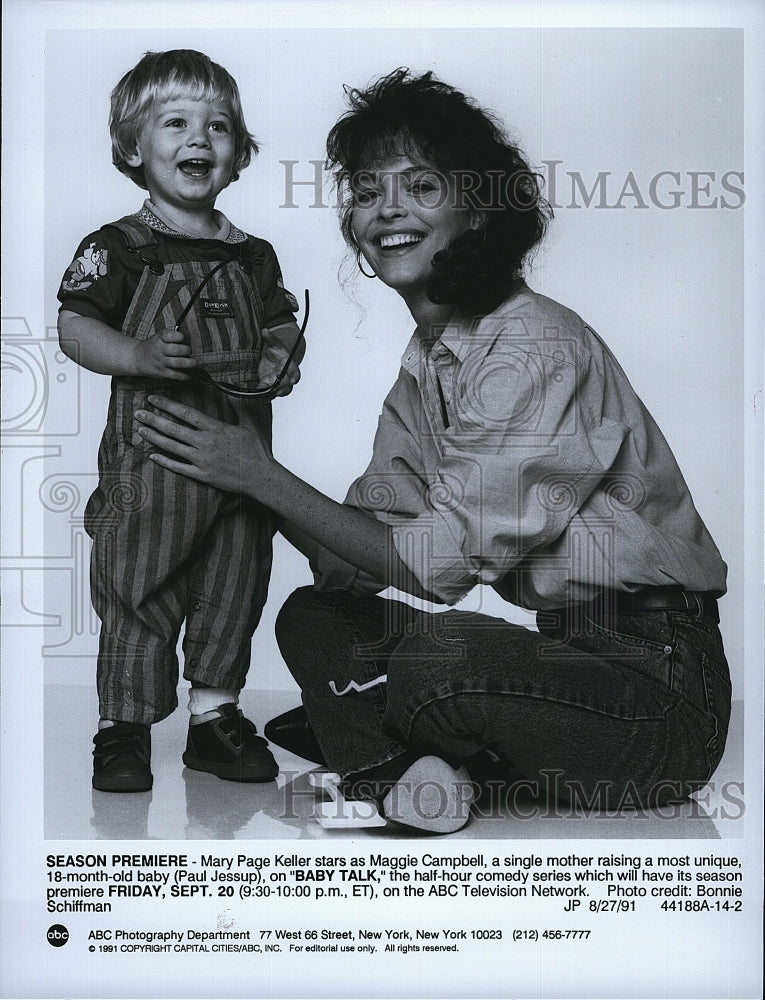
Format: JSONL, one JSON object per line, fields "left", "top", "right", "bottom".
{"left": 92, "top": 722, "right": 153, "bottom": 792}
{"left": 183, "top": 704, "right": 278, "bottom": 782}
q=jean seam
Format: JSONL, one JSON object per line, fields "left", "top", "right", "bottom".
{"left": 398, "top": 687, "right": 673, "bottom": 745}
{"left": 342, "top": 749, "right": 410, "bottom": 783}
{"left": 582, "top": 613, "right": 672, "bottom": 654}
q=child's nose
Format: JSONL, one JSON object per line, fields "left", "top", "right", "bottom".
{"left": 186, "top": 125, "right": 210, "bottom": 148}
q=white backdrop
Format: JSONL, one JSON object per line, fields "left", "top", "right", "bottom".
{"left": 34, "top": 23, "right": 746, "bottom": 693}
{"left": 2, "top": 4, "right": 763, "bottom": 1000}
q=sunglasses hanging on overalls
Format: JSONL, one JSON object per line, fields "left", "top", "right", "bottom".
{"left": 174, "top": 260, "right": 309, "bottom": 399}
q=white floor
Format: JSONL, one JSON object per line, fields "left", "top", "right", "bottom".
{"left": 45, "top": 685, "right": 745, "bottom": 842}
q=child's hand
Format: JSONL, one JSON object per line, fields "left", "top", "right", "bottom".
{"left": 255, "top": 336, "right": 302, "bottom": 397}
{"left": 133, "top": 328, "right": 195, "bottom": 380}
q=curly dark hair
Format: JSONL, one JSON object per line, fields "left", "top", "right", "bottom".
{"left": 326, "top": 68, "right": 552, "bottom": 316}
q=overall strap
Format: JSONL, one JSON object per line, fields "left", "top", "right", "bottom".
{"left": 105, "top": 215, "right": 164, "bottom": 274}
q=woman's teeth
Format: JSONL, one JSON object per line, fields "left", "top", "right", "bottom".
{"left": 379, "top": 233, "right": 423, "bottom": 248}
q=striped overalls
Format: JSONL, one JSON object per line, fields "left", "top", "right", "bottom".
{"left": 84, "top": 218, "right": 277, "bottom": 725}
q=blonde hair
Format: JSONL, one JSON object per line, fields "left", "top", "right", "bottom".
{"left": 110, "top": 49, "right": 258, "bottom": 189}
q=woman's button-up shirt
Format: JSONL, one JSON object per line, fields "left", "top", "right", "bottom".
{"left": 314, "top": 284, "right": 727, "bottom": 610}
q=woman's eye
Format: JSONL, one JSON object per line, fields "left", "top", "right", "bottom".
{"left": 354, "top": 189, "right": 378, "bottom": 207}
{"left": 411, "top": 177, "right": 441, "bottom": 199}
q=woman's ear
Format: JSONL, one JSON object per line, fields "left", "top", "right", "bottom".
{"left": 469, "top": 210, "right": 487, "bottom": 231}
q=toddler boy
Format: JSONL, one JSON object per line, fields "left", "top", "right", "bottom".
{"left": 57, "top": 49, "right": 303, "bottom": 792}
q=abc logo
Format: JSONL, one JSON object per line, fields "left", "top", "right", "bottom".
{"left": 47, "top": 924, "right": 70, "bottom": 947}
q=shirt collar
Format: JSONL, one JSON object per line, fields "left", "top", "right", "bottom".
{"left": 400, "top": 281, "right": 534, "bottom": 372}
{"left": 139, "top": 201, "right": 246, "bottom": 244}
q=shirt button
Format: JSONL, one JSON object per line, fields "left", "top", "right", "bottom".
{"left": 663, "top": 645, "right": 672, "bottom": 654}
{"left": 443, "top": 392, "right": 451, "bottom": 402}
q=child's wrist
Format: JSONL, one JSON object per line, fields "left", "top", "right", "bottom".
{"left": 130, "top": 339, "right": 144, "bottom": 376}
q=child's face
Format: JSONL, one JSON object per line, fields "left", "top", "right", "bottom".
{"left": 127, "top": 94, "right": 237, "bottom": 218}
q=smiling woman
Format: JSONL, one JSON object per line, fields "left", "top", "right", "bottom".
{"left": 349, "top": 156, "right": 480, "bottom": 316}
{"left": 137, "top": 67, "right": 731, "bottom": 835}
{"left": 327, "top": 67, "right": 551, "bottom": 319}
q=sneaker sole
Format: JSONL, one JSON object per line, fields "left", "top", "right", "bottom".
{"left": 381, "top": 756, "right": 475, "bottom": 834}
{"left": 182, "top": 751, "right": 278, "bottom": 783}
{"left": 92, "top": 773, "right": 153, "bottom": 793}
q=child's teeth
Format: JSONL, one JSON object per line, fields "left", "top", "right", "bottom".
{"left": 181, "top": 160, "right": 209, "bottom": 173}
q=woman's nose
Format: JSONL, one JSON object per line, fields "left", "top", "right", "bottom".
{"left": 378, "top": 178, "right": 406, "bottom": 219}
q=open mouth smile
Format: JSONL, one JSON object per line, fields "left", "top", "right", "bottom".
{"left": 378, "top": 233, "right": 425, "bottom": 249}
{"left": 178, "top": 159, "right": 213, "bottom": 177}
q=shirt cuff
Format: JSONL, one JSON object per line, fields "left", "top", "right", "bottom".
{"left": 57, "top": 301, "right": 109, "bottom": 324}
{"left": 389, "top": 516, "right": 475, "bottom": 606}
{"left": 311, "top": 547, "right": 368, "bottom": 593}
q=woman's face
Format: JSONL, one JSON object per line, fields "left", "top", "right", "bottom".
{"left": 351, "top": 153, "right": 477, "bottom": 304}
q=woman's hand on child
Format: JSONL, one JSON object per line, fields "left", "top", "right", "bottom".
{"left": 133, "top": 328, "right": 195, "bottom": 380}
{"left": 135, "top": 395, "right": 271, "bottom": 494}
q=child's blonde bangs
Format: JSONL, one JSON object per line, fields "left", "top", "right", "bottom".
{"left": 110, "top": 50, "right": 258, "bottom": 189}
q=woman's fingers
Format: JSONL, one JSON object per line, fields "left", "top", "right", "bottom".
{"left": 147, "top": 452, "right": 202, "bottom": 478}
{"left": 135, "top": 404, "right": 209, "bottom": 446}
{"left": 133, "top": 395, "right": 264, "bottom": 495}
{"left": 144, "top": 395, "right": 214, "bottom": 429}
{"left": 136, "top": 420, "right": 198, "bottom": 459}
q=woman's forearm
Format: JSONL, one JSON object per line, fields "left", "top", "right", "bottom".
{"left": 134, "top": 394, "right": 441, "bottom": 601}
{"left": 278, "top": 520, "right": 320, "bottom": 563}
{"left": 260, "top": 460, "right": 439, "bottom": 601}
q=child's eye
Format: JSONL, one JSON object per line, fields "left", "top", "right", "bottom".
{"left": 209, "top": 121, "right": 229, "bottom": 133}
{"left": 165, "top": 118, "right": 186, "bottom": 128}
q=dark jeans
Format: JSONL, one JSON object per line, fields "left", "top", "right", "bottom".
{"left": 275, "top": 587, "right": 731, "bottom": 808}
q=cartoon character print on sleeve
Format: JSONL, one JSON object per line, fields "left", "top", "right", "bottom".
{"left": 275, "top": 274, "right": 300, "bottom": 312}
{"left": 61, "top": 242, "right": 109, "bottom": 292}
